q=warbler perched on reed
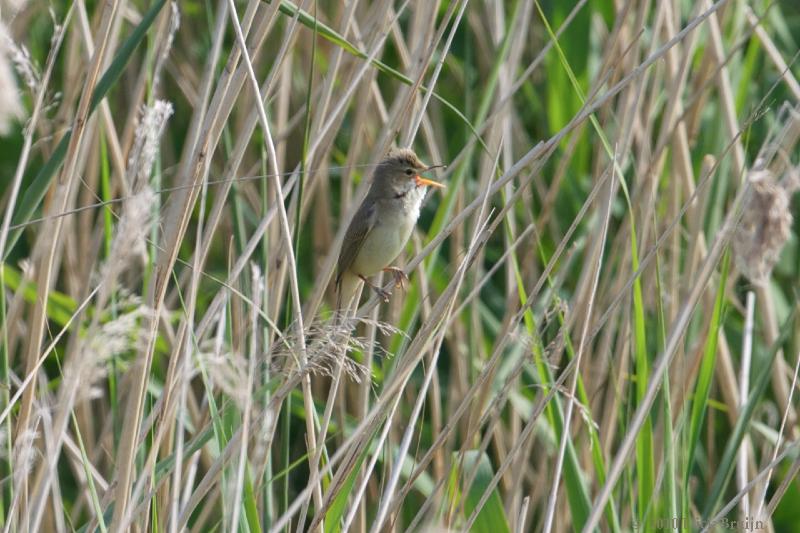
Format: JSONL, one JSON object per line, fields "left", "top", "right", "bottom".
{"left": 336, "top": 148, "right": 445, "bottom": 309}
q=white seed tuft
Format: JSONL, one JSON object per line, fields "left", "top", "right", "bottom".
{"left": 733, "top": 168, "right": 795, "bottom": 284}
{"left": 0, "top": 24, "right": 25, "bottom": 135}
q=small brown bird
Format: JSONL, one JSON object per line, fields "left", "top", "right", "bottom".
{"left": 336, "top": 148, "right": 445, "bottom": 309}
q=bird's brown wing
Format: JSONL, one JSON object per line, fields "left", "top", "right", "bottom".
{"left": 336, "top": 200, "right": 377, "bottom": 288}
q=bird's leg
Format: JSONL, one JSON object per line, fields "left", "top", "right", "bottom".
{"left": 358, "top": 274, "right": 391, "bottom": 302}
{"left": 382, "top": 266, "right": 409, "bottom": 290}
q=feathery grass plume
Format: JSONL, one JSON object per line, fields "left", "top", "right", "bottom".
{"left": 197, "top": 347, "right": 251, "bottom": 407}
{"left": 104, "top": 184, "right": 154, "bottom": 290}
{"left": 0, "top": 23, "right": 25, "bottom": 134}
{"left": 151, "top": 2, "right": 179, "bottom": 95}
{"left": 781, "top": 160, "right": 800, "bottom": 193}
{"left": 127, "top": 100, "right": 174, "bottom": 189}
{"left": 100, "top": 100, "right": 172, "bottom": 291}
{"left": 4, "top": 28, "right": 38, "bottom": 92}
{"left": 12, "top": 422, "right": 38, "bottom": 482}
{"left": 48, "top": 8, "right": 62, "bottom": 45}
{"left": 7, "top": 418, "right": 40, "bottom": 527}
{"left": 269, "top": 315, "right": 404, "bottom": 384}
{"left": 733, "top": 167, "right": 796, "bottom": 284}
{"left": 72, "top": 302, "right": 153, "bottom": 401}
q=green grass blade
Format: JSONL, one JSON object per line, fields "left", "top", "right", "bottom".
{"left": 461, "top": 450, "right": 511, "bottom": 533}
{"left": 242, "top": 467, "right": 263, "bottom": 533}
{"left": 1, "top": 263, "right": 76, "bottom": 325}
{"left": 702, "top": 302, "right": 798, "bottom": 519}
{"left": 71, "top": 412, "right": 108, "bottom": 533}
{"left": 323, "top": 446, "right": 370, "bottom": 533}
{"left": 630, "top": 229, "right": 655, "bottom": 528}
{"left": 686, "top": 251, "right": 731, "bottom": 473}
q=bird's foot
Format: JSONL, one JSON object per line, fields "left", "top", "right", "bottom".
{"left": 382, "top": 267, "right": 409, "bottom": 290}
{"left": 374, "top": 286, "right": 391, "bottom": 302}
{"left": 359, "top": 275, "right": 392, "bottom": 302}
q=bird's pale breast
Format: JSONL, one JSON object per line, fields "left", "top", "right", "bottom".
{"left": 351, "top": 189, "right": 425, "bottom": 277}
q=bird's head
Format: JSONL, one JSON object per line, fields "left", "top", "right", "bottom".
{"left": 369, "top": 148, "right": 445, "bottom": 199}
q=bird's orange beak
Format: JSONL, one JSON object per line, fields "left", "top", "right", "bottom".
{"left": 415, "top": 164, "right": 446, "bottom": 189}
{"left": 415, "top": 175, "right": 445, "bottom": 188}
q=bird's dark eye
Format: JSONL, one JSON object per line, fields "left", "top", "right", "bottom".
{"left": 405, "top": 168, "right": 414, "bottom": 176}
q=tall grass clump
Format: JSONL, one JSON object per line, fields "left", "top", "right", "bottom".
{"left": 1, "top": 1, "right": 799, "bottom": 531}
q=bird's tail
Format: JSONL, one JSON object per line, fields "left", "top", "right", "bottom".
{"left": 333, "top": 274, "right": 362, "bottom": 359}
{"left": 335, "top": 272, "right": 361, "bottom": 317}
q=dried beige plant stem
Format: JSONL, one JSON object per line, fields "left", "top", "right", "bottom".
{"left": 759, "top": 104, "right": 800, "bottom": 176}
{"left": 161, "top": 121, "right": 214, "bottom": 533}
{"left": 401, "top": 0, "right": 465, "bottom": 145}
{"left": 543, "top": 151, "right": 616, "bottom": 533}
{"left": 305, "top": 0, "right": 369, "bottom": 144}
{"left": 744, "top": 5, "right": 800, "bottom": 102}
{"left": 583, "top": 181, "right": 751, "bottom": 532}
{"left": 758, "top": 359, "right": 797, "bottom": 521}
{"left": 158, "top": 0, "right": 274, "bottom": 273}
{"left": 151, "top": 2, "right": 179, "bottom": 96}
{"left": 703, "top": 0, "right": 746, "bottom": 176}
{"left": 648, "top": 0, "right": 742, "bottom": 427}
{"left": 14, "top": 2, "right": 121, "bottom": 527}
{"left": 228, "top": 265, "right": 261, "bottom": 533}
{"left": 154, "top": 0, "right": 228, "bottom": 217}
{"left": 28, "top": 103, "right": 170, "bottom": 532}
{"left": 108, "top": 1, "right": 179, "bottom": 182}
{"left": 0, "top": 281, "right": 101, "bottom": 530}
{"left": 34, "top": 402, "right": 66, "bottom": 531}
{"left": 7, "top": 0, "right": 798, "bottom": 528}
{"left": 73, "top": 0, "right": 127, "bottom": 191}
{"left": 223, "top": 0, "right": 347, "bottom": 526}
{"left": 110, "top": 1, "right": 283, "bottom": 523}
{"left": 170, "top": 4, "right": 297, "bottom": 311}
